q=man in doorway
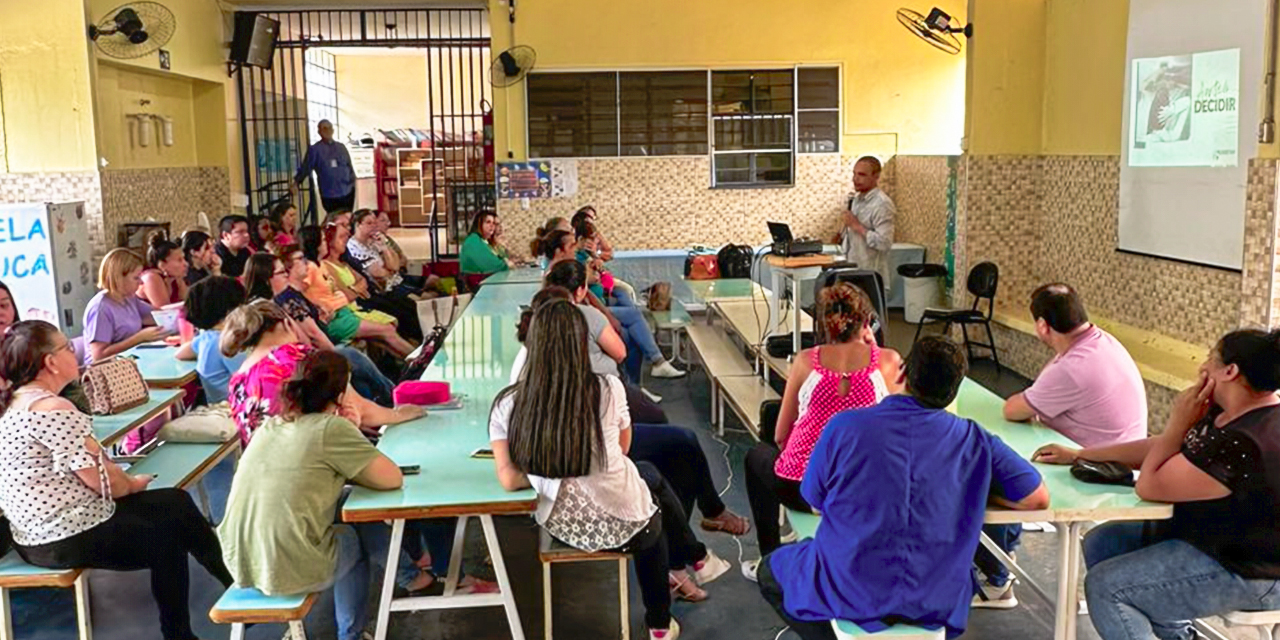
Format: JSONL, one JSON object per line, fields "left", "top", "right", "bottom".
{"left": 215, "top": 215, "right": 252, "bottom": 278}
{"left": 835, "top": 156, "right": 896, "bottom": 290}
{"left": 292, "top": 119, "right": 356, "bottom": 214}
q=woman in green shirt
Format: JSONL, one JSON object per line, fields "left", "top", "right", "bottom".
{"left": 219, "top": 350, "right": 460, "bottom": 640}
{"left": 459, "top": 211, "right": 513, "bottom": 280}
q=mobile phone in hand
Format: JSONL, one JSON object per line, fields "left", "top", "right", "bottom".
{"left": 399, "top": 465, "right": 421, "bottom": 475}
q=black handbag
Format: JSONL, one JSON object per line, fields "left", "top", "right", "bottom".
{"left": 1070, "top": 459, "right": 1135, "bottom": 486}
{"left": 399, "top": 295, "right": 458, "bottom": 383}
{"left": 717, "top": 244, "right": 755, "bottom": 279}
{"left": 765, "top": 332, "right": 816, "bottom": 358}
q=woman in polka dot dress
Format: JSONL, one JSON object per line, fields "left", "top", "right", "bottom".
{"left": 741, "top": 282, "right": 905, "bottom": 581}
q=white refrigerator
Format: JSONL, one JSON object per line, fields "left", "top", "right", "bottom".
{"left": 0, "top": 202, "right": 95, "bottom": 337}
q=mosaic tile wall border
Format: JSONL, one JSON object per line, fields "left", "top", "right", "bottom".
{"left": 495, "top": 155, "right": 871, "bottom": 256}
{"left": 0, "top": 171, "right": 105, "bottom": 259}
{"left": 954, "top": 155, "right": 1246, "bottom": 349}
{"left": 100, "top": 167, "right": 232, "bottom": 247}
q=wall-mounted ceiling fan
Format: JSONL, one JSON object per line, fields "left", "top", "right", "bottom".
{"left": 897, "top": 7, "right": 972, "bottom": 55}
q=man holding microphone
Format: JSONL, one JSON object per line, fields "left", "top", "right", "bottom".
{"left": 836, "top": 156, "right": 896, "bottom": 290}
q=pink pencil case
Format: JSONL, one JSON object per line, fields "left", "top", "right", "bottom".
{"left": 393, "top": 381, "right": 451, "bottom": 406}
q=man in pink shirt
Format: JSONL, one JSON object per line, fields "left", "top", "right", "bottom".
{"left": 973, "top": 283, "right": 1147, "bottom": 609}
{"left": 1003, "top": 283, "right": 1147, "bottom": 446}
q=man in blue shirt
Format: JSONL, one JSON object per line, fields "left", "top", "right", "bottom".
{"left": 758, "top": 336, "right": 1049, "bottom": 639}
{"left": 292, "top": 120, "right": 356, "bottom": 215}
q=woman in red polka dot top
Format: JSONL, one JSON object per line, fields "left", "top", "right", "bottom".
{"left": 741, "top": 282, "right": 905, "bottom": 582}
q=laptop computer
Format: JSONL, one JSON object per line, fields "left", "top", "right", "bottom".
{"left": 767, "top": 221, "right": 794, "bottom": 244}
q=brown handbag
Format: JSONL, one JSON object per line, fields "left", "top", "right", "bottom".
{"left": 646, "top": 282, "right": 673, "bottom": 312}
{"left": 81, "top": 357, "right": 149, "bottom": 415}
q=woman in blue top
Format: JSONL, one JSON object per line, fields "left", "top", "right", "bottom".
{"left": 176, "top": 276, "right": 248, "bottom": 404}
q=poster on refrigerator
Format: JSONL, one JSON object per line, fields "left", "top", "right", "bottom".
{"left": 497, "top": 161, "right": 551, "bottom": 199}
{"left": 0, "top": 203, "right": 58, "bottom": 324}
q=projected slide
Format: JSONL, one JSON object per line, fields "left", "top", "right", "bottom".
{"left": 1128, "top": 48, "right": 1240, "bottom": 167}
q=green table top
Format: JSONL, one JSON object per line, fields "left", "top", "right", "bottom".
{"left": 954, "top": 379, "right": 1171, "bottom": 523}
{"left": 123, "top": 346, "right": 198, "bottom": 388}
{"left": 684, "top": 278, "right": 768, "bottom": 304}
{"left": 482, "top": 267, "right": 544, "bottom": 285}
{"left": 93, "top": 389, "right": 185, "bottom": 446}
{"left": 651, "top": 300, "right": 692, "bottom": 328}
{"left": 343, "top": 281, "right": 540, "bottom": 521}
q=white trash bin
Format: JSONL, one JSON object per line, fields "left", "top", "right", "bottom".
{"left": 898, "top": 264, "right": 946, "bottom": 324}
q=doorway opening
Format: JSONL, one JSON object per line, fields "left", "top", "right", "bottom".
{"left": 234, "top": 8, "right": 493, "bottom": 260}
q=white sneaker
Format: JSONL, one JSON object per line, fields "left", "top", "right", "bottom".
{"left": 779, "top": 518, "right": 797, "bottom": 544}
{"left": 692, "top": 549, "right": 731, "bottom": 585}
{"left": 741, "top": 558, "right": 760, "bottom": 583}
{"left": 971, "top": 581, "right": 1018, "bottom": 609}
{"left": 650, "top": 360, "right": 687, "bottom": 379}
{"left": 649, "top": 618, "right": 681, "bottom": 640}
{"left": 641, "top": 387, "right": 663, "bottom": 403}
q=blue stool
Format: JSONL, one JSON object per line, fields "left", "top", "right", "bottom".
{"left": 209, "top": 587, "right": 317, "bottom": 640}
{"left": 0, "top": 551, "right": 91, "bottom": 640}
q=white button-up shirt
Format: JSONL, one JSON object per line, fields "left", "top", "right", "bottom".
{"left": 841, "top": 187, "right": 896, "bottom": 288}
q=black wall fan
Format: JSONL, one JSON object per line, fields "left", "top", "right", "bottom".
{"left": 89, "top": 2, "right": 176, "bottom": 60}
{"left": 897, "top": 7, "right": 972, "bottom": 55}
{"left": 490, "top": 45, "right": 537, "bottom": 88}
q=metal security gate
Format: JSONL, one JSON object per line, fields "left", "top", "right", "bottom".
{"left": 235, "top": 8, "right": 492, "bottom": 259}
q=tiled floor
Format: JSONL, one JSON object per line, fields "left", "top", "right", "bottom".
{"left": 7, "top": 312, "right": 1247, "bottom": 640}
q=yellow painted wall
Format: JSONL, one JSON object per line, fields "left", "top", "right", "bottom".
{"left": 87, "top": 0, "right": 229, "bottom": 84}
{"left": 964, "top": 0, "right": 1047, "bottom": 155}
{"left": 487, "top": 0, "right": 967, "bottom": 160}
{"left": 96, "top": 63, "right": 199, "bottom": 169}
{"left": 1041, "top": 0, "right": 1128, "bottom": 155}
{"left": 0, "top": 0, "right": 97, "bottom": 171}
{"left": 335, "top": 54, "right": 430, "bottom": 137}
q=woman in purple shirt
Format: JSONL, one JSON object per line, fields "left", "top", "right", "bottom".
{"left": 83, "top": 249, "right": 169, "bottom": 365}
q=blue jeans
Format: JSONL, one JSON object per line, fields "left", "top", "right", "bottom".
{"left": 608, "top": 298, "right": 662, "bottom": 364}
{"left": 336, "top": 346, "right": 395, "bottom": 407}
{"left": 332, "top": 523, "right": 374, "bottom": 640}
{"left": 1083, "top": 521, "right": 1280, "bottom": 640}
{"left": 974, "top": 523, "right": 1022, "bottom": 587}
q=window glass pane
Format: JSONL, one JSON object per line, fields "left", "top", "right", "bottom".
{"left": 714, "top": 152, "right": 793, "bottom": 186}
{"left": 711, "top": 70, "right": 794, "bottom": 115}
{"left": 527, "top": 72, "right": 618, "bottom": 158}
{"left": 753, "top": 152, "right": 793, "bottom": 184}
{"left": 618, "top": 71, "right": 708, "bottom": 156}
{"left": 713, "top": 115, "right": 791, "bottom": 151}
{"left": 797, "top": 67, "right": 839, "bottom": 109}
{"left": 798, "top": 111, "right": 839, "bottom": 153}
{"left": 713, "top": 154, "right": 751, "bottom": 185}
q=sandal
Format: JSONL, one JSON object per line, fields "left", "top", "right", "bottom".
{"left": 699, "top": 510, "right": 750, "bottom": 536}
{"left": 457, "top": 575, "right": 500, "bottom": 594}
{"left": 668, "top": 571, "right": 707, "bottom": 602}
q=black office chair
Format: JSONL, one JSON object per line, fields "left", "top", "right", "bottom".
{"left": 911, "top": 261, "right": 1000, "bottom": 368}
{"left": 809, "top": 266, "right": 888, "bottom": 347}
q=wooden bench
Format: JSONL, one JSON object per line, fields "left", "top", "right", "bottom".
{"left": 1221, "top": 610, "right": 1280, "bottom": 640}
{"left": 685, "top": 324, "right": 760, "bottom": 434}
{"left": 784, "top": 510, "right": 946, "bottom": 640}
{"left": 0, "top": 551, "right": 92, "bottom": 640}
{"left": 717, "top": 376, "right": 780, "bottom": 440}
{"left": 988, "top": 308, "right": 1204, "bottom": 433}
{"left": 538, "top": 529, "right": 629, "bottom": 640}
{"left": 209, "top": 587, "right": 318, "bottom": 640}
